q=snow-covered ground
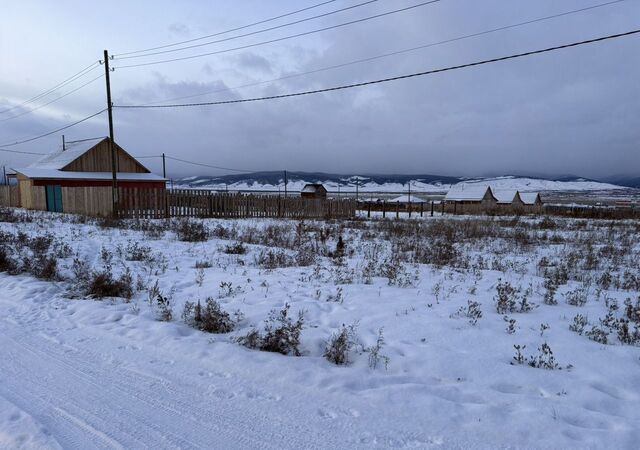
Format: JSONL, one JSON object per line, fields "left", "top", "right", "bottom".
{"left": 177, "top": 176, "right": 627, "bottom": 194}
{"left": 0, "top": 209, "right": 639, "bottom": 449}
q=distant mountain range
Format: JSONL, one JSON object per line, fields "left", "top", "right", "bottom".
{"left": 173, "top": 172, "right": 637, "bottom": 193}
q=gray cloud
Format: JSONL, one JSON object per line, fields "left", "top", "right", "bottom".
{"left": 1, "top": 0, "right": 639, "bottom": 179}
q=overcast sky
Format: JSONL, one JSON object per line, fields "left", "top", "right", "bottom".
{"left": 1, "top": 0, "right": 639, "bottom": 179}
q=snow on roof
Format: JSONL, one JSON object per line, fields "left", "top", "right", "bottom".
{"left": 28, "top": 137, "right": 107, "bottom": 170}
{"left": 493, "top": 190, "right": 519, "bottom": 204}
{"left": 520, "top": 192, "right": 541, "bottom": 205}
{"left": 301, "top": 184, "right": 325, "bottom": 193}
{"left": 12, "top": 168, "right": 166, "bottom": 182}
{"left": 444, "top": 184, "right": 493, "bottom": 201}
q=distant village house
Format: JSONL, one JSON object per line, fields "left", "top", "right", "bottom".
{"left": 300, "top": 183, "right": 327, "bottom": 199}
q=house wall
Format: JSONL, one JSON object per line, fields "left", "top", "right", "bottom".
{"left": 32, "top": 179, "right": 165, "bottom": 189}
{"left": 62, "top": 140, "right": 149, "bottom": 173}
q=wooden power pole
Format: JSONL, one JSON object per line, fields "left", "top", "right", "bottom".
{"left": 103, "top": 50, "right": 118, "bottom": 215}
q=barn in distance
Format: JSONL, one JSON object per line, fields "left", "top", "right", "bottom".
{"left": 300, "top": 183, "right": 327, "bottom": 199}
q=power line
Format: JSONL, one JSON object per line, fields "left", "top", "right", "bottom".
{"left": 114, "top": 0, "right": 339, "bottom": 57}
{"left": 0, "top": 147, "right": 46, "bottom": 156}
{"left": 0, "top": 61, "right": 101, "bottom": 115}
{"left": 115, "top": 0, "right": 377, "bottom": 60}
{"left": 0, "top": 108, "right": 107, "bottom": 147}
{"left": 114, "top": 1, "right": 441, "bottom": 69}
{"left": 137, "top": 0, "right": 626, "bottom": 107}
{"left": 114, "top": 28, "right": 640, "bottom": 110}
{"left": 0, "top": 74, "right": 104, "bottom": 123}
{"left": 164, "top": 155, "right": 254, "bottom": 173}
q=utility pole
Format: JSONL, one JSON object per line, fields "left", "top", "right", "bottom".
{"left": 2, "top": 166, "right": 6, "bottom": 186}
{"left": 103, "top": 49, "right": 118, "bottom": 216}
{"left": 162, "top": 153, "right": 166, "bottom": 178}
{"left": 62, "top": 135, "right": 66, "bottom": 151}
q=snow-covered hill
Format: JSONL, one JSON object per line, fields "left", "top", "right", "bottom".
{"left": 174, "top": 172, "right": 628, "bottom": 193}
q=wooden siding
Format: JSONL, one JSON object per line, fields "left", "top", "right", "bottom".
{"left": 0, "top": 186, "right": 21, "bottom": 207}
{"left": 61, "top": 186, "right": 114, "bottom": 216}
{"left": 62, "top": 139, "right": 149, "bottom": 173}
{"left": 32, "top": 179, "right": 165, "bottom": 188}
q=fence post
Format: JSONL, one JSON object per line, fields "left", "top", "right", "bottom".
{"left": 420, "top": 202, "right": 424, "bottom": 217}
{"left": 441, "top": 201, "right": 444, "bottom": 215}
{"left": 396, "top": 201, "right": 399, "bottom": 219}
{"left": 431, "top": 201, "right": 434, "bottom": 217}
{"left": 408, "top": 201, "right": 411, "bottom": 218}
{"left": 367, "top": 202, "right": 371, "bottom": 218}
{"left": 382, "top": 201, "right": 386, "bottom": 218}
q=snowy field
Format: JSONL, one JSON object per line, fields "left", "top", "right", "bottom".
{"left": 0, "top": 208, "right": 639, "bottom": 449}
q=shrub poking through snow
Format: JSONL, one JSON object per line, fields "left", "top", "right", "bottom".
{"left": 505, "top": 316, "right": 516, "bottom": 334}
{"left": 625, "top": 297, "right": 640, "bottom": 323}
{"left": 156, "top": 293, "right": 173, "bottom": 322}
{"left": 323, "top": 322, "right": 358, "bottom": 365}
{"left": 585, "top": 325, "right": 608, "bottom": 344}
{"left": 528, "top": 342, "right": 560, "bottom": 369}
{"left": 512, "top": 343, "right": 563, "bottom": 370}
{"left": 238, "top": 304, "right": 305, "bottom": 356}
{"left": 182, "top": 298, "right": 237, "bottom": 333}
{"left": 564, "top": 287, "right": 589, "bottom": 307}
{"left": 224, "top": 242, "right": 247, "bottom": 255}
{"left": 366, "top": 328, "right": 390, "bottom": 370}
{"left": 451, "top": 300, "right": 482, "bottom": 326}
{"left": 174, "top": 219, "right": 208, "bottom": 242}
{"left": 569, "top": 314, "right": 588, "bottom": 335}
{"left": 495, "top": 280, "right": 519, "bottom": 314}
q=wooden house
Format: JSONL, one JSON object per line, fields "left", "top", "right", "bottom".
{"left": 443, "top": 184, "right": 498, "bottom": 214}
{"left": 11, "top": 137, "right": 165, "bottom": 215}
{"left": 300, "top": 183, "right": 327, "bottom": 199}
{"left": 494, "top": 190, "right": 525, "bottom": 214}
{"left": 519, "top": 192, "right": 544, "bottom": 214}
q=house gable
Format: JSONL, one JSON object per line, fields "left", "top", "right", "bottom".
{"left": 61, "top": 139, "right": 149, "bottom": 173}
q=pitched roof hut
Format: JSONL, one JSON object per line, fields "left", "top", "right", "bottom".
{"left": 444, "top": 184, "right": 498, "bottom": 214}
{"left": 519, "top": 192, "right": 544, "bottom": 213}
{"left": 301, "top": 183, "right": 327, "bottom": 199}
{"left": 12, "top": 137, "right": 165, "bottom": 214}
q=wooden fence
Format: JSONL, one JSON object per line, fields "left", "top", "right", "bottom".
{"left": 117, "top": 188, "right": 356, "bottom": 220}
{"left": 0, "top": 186, "right": 21, "bottom": 208}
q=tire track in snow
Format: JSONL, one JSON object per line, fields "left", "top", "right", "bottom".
{"left": 0, "top": 320, "right": 353, "bottom": 449}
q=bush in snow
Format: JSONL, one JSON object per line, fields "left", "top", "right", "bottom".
{"left": 182, "top": 298, "right": 239, "bottom": 333}
{"left": 504, "top": 316, "right": 516, "bottom": 334}
{"left": 174, "top": 219, "right": 208, "bottom": 242}
{"left": 366, "top": 328, "right": 390, "bottom": 370}
{"left": 624, "top": 297, "right": 640, "bottom": 323}
{"left": 512, "top": 343, "right": 564, "bottom": 370}
{"left": 585, "top": 325, "right": 608, "bottom": 345}
{"left": 323, "top": 323, "right": 358, "bottom": 365}
{"left": 564, "top": 287, "right": 589, "bottom": 307}
{"left": 238, "top": 304, "right": 305, "bottom": 356}
{"left": 494, "top": 280, "right": 519, "bottom": 314}
{"left": 569, "top": 314, "right": 588, "bottom": 335}
{"left": 224, "top": 242, "right": 247, "bottom": 255}
{"left": 451, "top": 300, "right": 482, "bottom": 326}
{"left": 156, "top": 293, "right": 173, "bottom": 322}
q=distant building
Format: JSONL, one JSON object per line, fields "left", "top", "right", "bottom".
{"left": 494, "top": 190, "right": 525, "bottom": 214}
{"left": 11, "top": 137, "right": 165, "bottom": 215}
{"left": 301, "top": 183, "right": 327, "bottom": 199}
{"left": 444, "top": 184, "right": 498, "bottom": 214}
{"left": 519, "top": 192, "right": 544, "bottom": 214}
